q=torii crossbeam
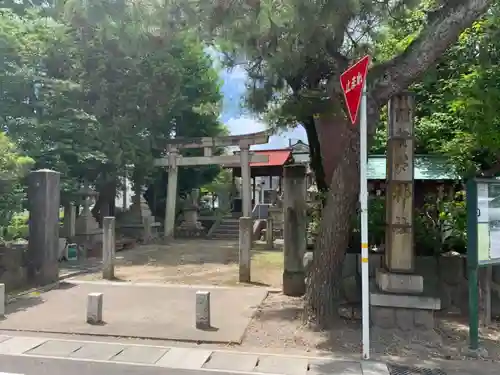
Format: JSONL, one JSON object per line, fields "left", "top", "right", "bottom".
{"left": 154, "top": 131, "right": 270, "bottom": 239}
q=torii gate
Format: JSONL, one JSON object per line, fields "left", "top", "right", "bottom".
{"left": 154, "top": 131, "right": 270, "bottom": 239}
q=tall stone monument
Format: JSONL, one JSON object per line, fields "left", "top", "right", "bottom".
{"left": 370, "top": 93, "right": 440, "bottom": 330}
{"left": 384, "top": 93, "right": 416, "bottom": 276}
{"left": 27, "top": 169, "right": 61, "bottom": 285}
{"left": 282, "top": 164, "right": 307, "bottom": 296}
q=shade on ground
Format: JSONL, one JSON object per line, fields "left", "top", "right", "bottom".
{"left": 0, "top": 282, "right": 268, "bottom": 344}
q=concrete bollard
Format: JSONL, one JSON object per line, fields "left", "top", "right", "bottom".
{"left": 102, "top": 217, "right": 116, "bottom": 280}
{"left": 0, "top": 283, "right": 4, "bottom": 317}
{"left": 239, "top": 217, "right": 252, "bottom": 283}
{"left": 87, "top": 293, "right": 103, "bottom": 324}
{"left": 195, "top": 291, "right": 211, "bottom": 329}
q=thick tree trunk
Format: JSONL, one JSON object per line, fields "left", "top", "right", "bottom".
{"left": 305, "top": 113, "right": 359, "bottom": 327}
{"left": 303, "top": 0, "right": 493, "bottom": 329}
{"left": 302, "top": 116, "right": 328, "bottom": 193}
{"left": 91, "top": 179, "right": 117, "bottom": 226}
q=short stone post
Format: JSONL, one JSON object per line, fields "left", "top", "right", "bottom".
{"left": 239, "top": 217, "right": 252, "bottom": 283}
{"left": 102, "top": 217, "right": 116, "bottom": 280}
{"left": 195, "top": 291, "right": 211, "bottom": 329}
{"left": 283, "top": 164, "right": 307, "bottom": 297}
{"left": 0, "top": 283, "right": 5, "bottom": 317}
{"left": 27, "top": 169, "right": 61, "bottom": 285}
{"left": 266, "top": 218, "right": 274, "bottom": 249}
{"left": 87, "top": 293, "right": 103, "bottom": 324}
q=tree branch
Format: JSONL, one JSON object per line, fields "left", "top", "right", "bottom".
{"left": 369, "top": 0, "right": 492, "bottom": 108}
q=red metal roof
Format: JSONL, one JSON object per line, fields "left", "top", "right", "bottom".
{"left": 250, "top": 149, "right": 292, "bottom": 167}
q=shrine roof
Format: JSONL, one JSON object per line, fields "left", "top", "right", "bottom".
{"left": 250, "top": 149, "right": 292, "bottom": 167}
{"left": 228, "top": 149, "right": 293, "bottom": 168}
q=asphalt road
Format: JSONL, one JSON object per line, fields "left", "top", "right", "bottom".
{"left": 0, "top": 355, "right": 240, "bottom": 375}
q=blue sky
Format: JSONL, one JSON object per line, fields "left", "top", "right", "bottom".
{"left": 218, "top": 65, "right": 308, "bottom": 150}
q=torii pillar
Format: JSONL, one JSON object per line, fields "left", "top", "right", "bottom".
{"left": 157, "top": 132, "right": 270, "bottom": 240}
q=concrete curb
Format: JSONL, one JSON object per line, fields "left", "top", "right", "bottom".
{"left": 0, "top": 334, "right": 391, "bottom": 374}
{"left": 59, "top": 265, "right": 101, "bottom": 281}
{"left": 0, "top": 328, "right": 244, "bottom": 346}
{"left": 6, "top": 265, "right": 101, "bottom": 304}
{"left": 6, "top": 282, "right": 60, "bottom": 304}
{"left": 65, "top": 279, "right": 282, "bottom": 293}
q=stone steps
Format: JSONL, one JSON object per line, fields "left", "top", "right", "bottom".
{"left": 210, "top": 218, "right": 240, "bottom": 240}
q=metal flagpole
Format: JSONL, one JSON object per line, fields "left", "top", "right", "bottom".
{"left": 360, "top": 81, "right": 370, "bottom": 359}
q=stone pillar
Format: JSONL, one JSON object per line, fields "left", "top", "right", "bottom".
{"left": 164, "top": 148, "right": 179, "bottom": 240}
{"left": 282, "top": 164, "right": 307, "bottom": 297}
{"left": 266, "top": 218, "right": 274, "bottom": 249}
{"left": 63, "top": 203, "right": 76, "bottom": 238}
{"left": 102, "top": 216, "right": 115, "bottom": 280}
{"left": 378, "top": 93, "right": 422, "bottom": 293}
{"left": 27, "top": 169, "right": 61, "bottom": 285}
{"left": 142, "top": 216, "right": 153, "bottom": 243}
{"left": 240, "top": 146, "right": 252, "bottom": 217}
{"left": 370, "top": 93, "right": 441, "bottom": 331}
{"left": 239, "top": 217, "right": 252, "bottom": 283}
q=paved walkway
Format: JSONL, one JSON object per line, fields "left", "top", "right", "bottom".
{"left": 0, "top": 281, "right": 267, "bottom": 344}
{"left": 0, "top": 335, "right": 389, "bottom": 375}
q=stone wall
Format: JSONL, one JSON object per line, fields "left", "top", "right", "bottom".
{"left": 0, "top": 242, "right": 29, "bottom": 292}
{"left": 338, "top": 252, "right": 500, "bottom": 316}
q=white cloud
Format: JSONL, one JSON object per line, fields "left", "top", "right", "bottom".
{"left": 226, "top": 116, "right": 266, "bottom": 135}
{"left": 217, "top": 52, "right": 309, "bottom": 150}
{"left": 225, "top": 116, "right": 308, "bottom": 149}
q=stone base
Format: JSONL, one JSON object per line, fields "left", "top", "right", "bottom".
{"left": 370, "top": 290, "right": 441, "bottom": 331}
{"left": 283, "top": 271, "right": 305, "bottom": 297}
{"left": 175, "top": 222, "right": 205, "bottom": 238}
{"left": 119, "top": 222, "right": 160, "bottom": 242}
{"left": 376, "top": 268, "right": 423, "bottom": 294}
{"left": 74, "top": 232, "right": 103, "bottom": 246}
{"left": 371, "top": 305, "right": 435, "bottom": 331}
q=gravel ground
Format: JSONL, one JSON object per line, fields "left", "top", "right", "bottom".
{"left": 74, "top": 241, "right": 283, "bottom": 288}
{"left": 67, "top": 241, "right": 500, "bottom": 362}
{"left": 240, "top": 293, "right": 500, "bottom": 361}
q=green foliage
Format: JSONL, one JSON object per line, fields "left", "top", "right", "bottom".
{"left": 0, "top": 133, "right": 33, "bottom": 228}
{"left": 414, "top": 191, "right": 467, "bottom": 254}
{"left": 0, "top": 2, "right": 227, "bottom": 206}
{"left": 345, "top": 192, "right": 467, "bottom": 255}
{"left": 400, "top": 4, "right": 500, "bottom": 176}
{"left": 3, "top": 214, "right": 29, "bottom": 241}
{"left": 307, "top": 192, "right": 324, "bottom": 243}
{"left": 200, "top": 0, "right": 427, "bottom": 125}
